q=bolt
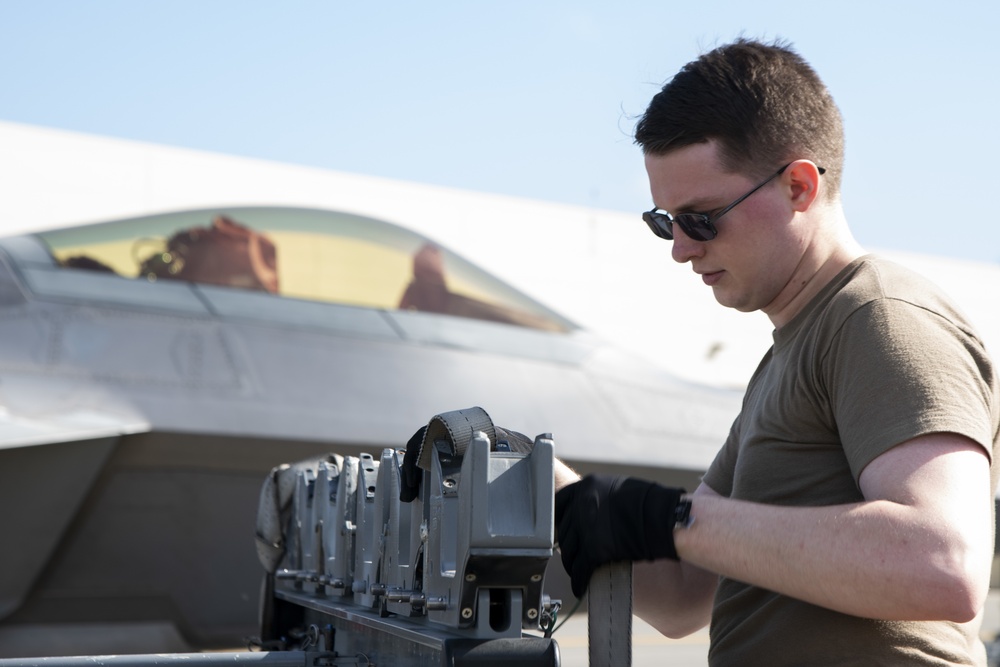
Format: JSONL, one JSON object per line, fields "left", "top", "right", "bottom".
{"left": 527, "top": 608, "right": 538, "bottom": 620}
{"left": 461, "top": 607, "right": 473, "bottom": 619}
{"left": 530, "top": 574, "right": 542, "bottom": 582}
{"left": 465, "top": 573, "right": 476, "bottom": 582}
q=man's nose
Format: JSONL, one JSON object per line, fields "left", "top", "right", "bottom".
{"left": 671, "top": 225, "right": 706, "bottom": 264}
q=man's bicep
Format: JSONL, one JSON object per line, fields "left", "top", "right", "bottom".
{"left": 858, "top": 433, "right": 994, "bottom": 612}
{"left": 858, "top": 432, "right": 991, "bottom": 512}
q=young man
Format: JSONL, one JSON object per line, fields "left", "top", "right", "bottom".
{"left": 554, "top": 39, "right": 1000, "bottom": 665}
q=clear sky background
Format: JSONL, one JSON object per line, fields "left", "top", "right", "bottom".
{"left": 1, "top": 1, "right": 998, "bottom": 263}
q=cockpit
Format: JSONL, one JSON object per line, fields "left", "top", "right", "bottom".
{"left": 34, "top": 206, "right": 575, "bottom": 334}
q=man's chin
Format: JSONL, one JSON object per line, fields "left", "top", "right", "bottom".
{"left": 711, "top": 288, "right": 757, "bottom": 313}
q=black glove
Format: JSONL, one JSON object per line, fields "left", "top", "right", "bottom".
{"left": 554, "top": 474, "right": 685, "bottom": 598}
{"left": 399, "top": 425, "right": 535, "bottom": 503}
{"left": 399, "top": 426, "right": 427, "bottom": 503}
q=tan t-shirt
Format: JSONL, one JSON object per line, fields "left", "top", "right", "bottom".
{"left": 703, "top": 255, "right": 1000, "bottom": 666}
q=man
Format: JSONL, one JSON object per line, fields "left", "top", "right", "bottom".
{"left": 554, "top": 39, "right": 1000, "bottom": 665}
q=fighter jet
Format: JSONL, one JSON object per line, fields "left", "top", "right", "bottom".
{"left": 0, "top": 204, "right": 743, "bottom": 656}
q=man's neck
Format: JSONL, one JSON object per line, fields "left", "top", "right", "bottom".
{"left": 765, "top": 209, "right": 864, "bottom": 329}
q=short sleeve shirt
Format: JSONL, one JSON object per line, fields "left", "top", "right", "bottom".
{"left": 703, "top": 256, "right": 1000, "bottom": 666}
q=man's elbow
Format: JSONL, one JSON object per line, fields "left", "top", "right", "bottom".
{"left": 941, "top": 573, "right": 987, "bottom": 623}
{"left": 934, "top": 582, "right": 985, "bottom": 624}
{"left": 638, "top": 608, "right": 710, "bottom": 640}
{"left": 921, "top": 551, "right": 990, "bottom": 623}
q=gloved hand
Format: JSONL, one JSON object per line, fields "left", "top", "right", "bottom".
{"left": 399, "top": 426, "right": 427, "bottom": 503}
{"left": 399, "top": 425, "right": 535, "bottom": 502}
{"left": 554, "top": 474, "right": 685, "bottom": 597}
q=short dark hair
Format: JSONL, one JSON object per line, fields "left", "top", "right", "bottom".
{"left": 634, "top": 38, "right": 844, "bottom": 198}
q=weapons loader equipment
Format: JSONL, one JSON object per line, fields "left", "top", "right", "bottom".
{"left": 254, "top": 408, "right": 562, "bottom": 665}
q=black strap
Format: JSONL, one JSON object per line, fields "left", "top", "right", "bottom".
{"left": 415, "top": 406, "right": 496, "bottom": 471}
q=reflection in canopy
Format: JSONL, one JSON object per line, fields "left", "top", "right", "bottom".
{"left": 37, "top": 207, "right": 574, "bottom": 334}
{"left": 136, "top": 215, "right": 279, "bottom": 293}
{"left": 400, "top": 242, "right": 567, "bottom": 331}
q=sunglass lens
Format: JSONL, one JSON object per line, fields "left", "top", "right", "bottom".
{"left": 675, "top": 215, "right": 716, "bottom": 241}
{"left": 643, "top": 211, "right": 674, "bottom": 240}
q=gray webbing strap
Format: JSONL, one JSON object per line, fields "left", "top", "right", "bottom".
{"left": 588, "top": 562, "right": 633, "bottom": 667}
{"left": 415, "top": 406, "right": 497, "bottom": 470}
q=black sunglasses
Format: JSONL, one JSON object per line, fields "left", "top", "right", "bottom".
{"left": 642, "top": 163, "right": 826, "bottom": 242}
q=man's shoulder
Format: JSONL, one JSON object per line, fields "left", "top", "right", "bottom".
{"left": 840, "top": 254, "right": 931, "bottom": 295}
{"left": 818, "top": 255, "right": 984, "bottom": 350}
{"left": 831, "top": 254, "right": 959, "bottom": 314}
{"left": 786, "top": 254, "right": 976, "bottom": 347}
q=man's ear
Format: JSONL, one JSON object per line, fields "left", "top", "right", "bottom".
{"left": 786, "top": 160, "right": 824, "bottom": 213}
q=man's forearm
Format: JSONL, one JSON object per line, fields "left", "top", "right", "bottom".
{"left": 632, "top": 559, "right": 716, "bottom": 638}
{"left": 674, "top": 491, "right": 991, "bottom": 622}
{"left": 553, "top": 458, "right": 580, "bottom": 490}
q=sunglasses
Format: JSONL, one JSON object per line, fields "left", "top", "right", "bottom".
{"left": 642, "top": 163, "right": 825, "bottom": 241}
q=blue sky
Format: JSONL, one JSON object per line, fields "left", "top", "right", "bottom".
{"left": 2, "top": 1, "right": 998, "bottom": 262}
